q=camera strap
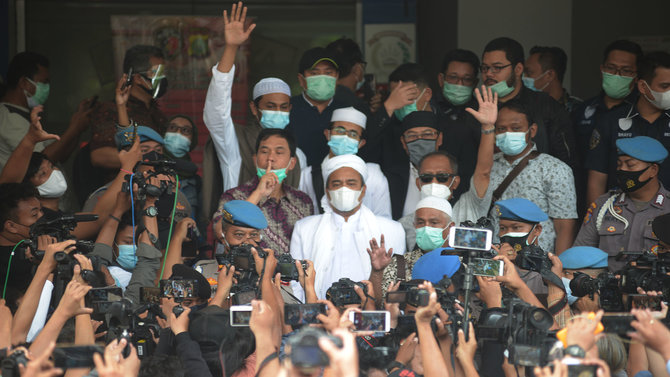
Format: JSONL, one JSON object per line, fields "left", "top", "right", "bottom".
{"left": 488, "top": 151, "right": 540, "bottom": 215}
{"left": 541, "top": 270, "right": 568, "bottom": 315}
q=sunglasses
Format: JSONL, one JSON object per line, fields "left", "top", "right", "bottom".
{"left": 419, "top": 173, "right": 455, "bottom": 183}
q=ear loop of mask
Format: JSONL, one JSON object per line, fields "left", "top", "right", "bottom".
{"left": 526, "top": 224, "right": 538, "bottom": 245}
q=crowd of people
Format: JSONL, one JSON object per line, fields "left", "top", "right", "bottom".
{"left": 0, "top": 1, "right": 669, "bottom": 377}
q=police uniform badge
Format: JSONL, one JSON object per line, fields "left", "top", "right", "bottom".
{"left": 222, "top": 209, "right": 234, "bottom": 223}
{"left": 495, "top": 205, "right": 502, "bottom": 217}
{"left": 619, "top": 117, "right": 632, "bottom": 131}
{"left": 584, "top": 105, "right": 596, "bottom": 119}
{"left": 607, "top": 226, "right": 616, "bottom": 233}
{"left": 589, "top": 129, "right": 600, "bottom": 150}
{"left": 613, "top": 206, "right": 622, "bottom": 214}
{"left": 583, "top": 202, "right": 596, "bottom": 224}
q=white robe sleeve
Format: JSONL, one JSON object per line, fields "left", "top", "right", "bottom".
{"left": 364, "top": 163, "right": 392, "bottom": 218}
{"left": 26, "top": 280, "right": 54, "bottom": 342}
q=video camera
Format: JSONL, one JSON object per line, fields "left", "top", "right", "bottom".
{"left": 514, "top": 244, "right": 553, "bottom": 274}
{"left": 120, "top": 156, "right": 193, "bottom": 202}
{"left": 287, "top": 327, "right": 342, "bottom": 370}
{"left": 619, "top": 251, "right": 670, "bottom": 300}
{"left": 569, "top": 271, "right": 625, "bottom": 312}
{"left": 103, "top": 299, "right": 162, "bottom": 359}
{"left": 326, "top": 278, "right": 368, "bottom": 307}
{"left": 20, "top": 214, "right": 98, "bottom": 259}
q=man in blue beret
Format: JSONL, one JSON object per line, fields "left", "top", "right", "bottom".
{"left": 114, "top": 125, "right": 165, "bottom": 155}
{"left": 217, "top": 200, "right": 268, "bottom": 253}
{"left": 574, "top": 136, "right": 670, "bottom": 271}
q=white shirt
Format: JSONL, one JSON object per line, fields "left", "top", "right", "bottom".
{"left": 0, "top": 103, "right": 48, "bottom": 172}
{"left": 108, "top": 266, "right": 133, "bottom": 290}
{"left": 203, "top": 64, "right": 306, "bottom": 191}
{"left": 299, "top": 155, "right": 392, "bottom": 217}
{"left": 402, "top": 163, "right": 421, "bottom": 217}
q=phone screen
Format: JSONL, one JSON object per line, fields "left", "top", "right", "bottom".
{"left": 351, "top": 311, "right": 389, "bottom": 332}
{"left": 87, "top": 287, "right": 123, "bottom": 302}
{"left": 285, "top": 304, "right": 326, "bottom": 325}
{"left": 471, "top": 258, "right": 503, "bottom": 277}
{"left": 53, "top": 345, "right": 104, "bottom": 369}
{"left": 385, "top": 291, "right": 407, "bottom": 304}
{"left": 629, "top": 294, "right": 662, "bottom": 311}
{"left": 159, "top": 279, "right": 197, "bottom": 299}
{"left": 230, "top": 307, "right": 252, "bottom": 326}
{"left": 450, "top": 227, "right": 492, "bottom": 250}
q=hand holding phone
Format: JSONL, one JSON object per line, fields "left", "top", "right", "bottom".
{"left": 348, "top": 310, "right": 390, "bottom": 332}
{"left": 230, "top": 305, "right": 253, "bottom": 326}
{"left": 449, "top": 227, "right": 493, "bottom": 251}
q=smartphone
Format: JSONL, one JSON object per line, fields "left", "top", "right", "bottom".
{"left": 349, "top": 310, "right": 391, "bottom": 332}
{"left": 230, "top": 305, "right": 253, "bottom": 327}
{"left": 629, "top": 294, "right": 662, "bottom": 311}
{"left": 601, "top": 313, "right": 634, "bottom": 335}
{"left": 86, "top": 287, "right": 123, "bottom": 303}
{"left": 91, "top": 301, "right": 115, "bottom": 313}
{"left": 449, "top": 227, "right": 493, "bottom": 251}
{"left": 53, "top": 345, "right": 104, "bottom": 369}
{"left": 121, "top": 67, "right": 133, "bottom": 90}
{"left": 181, "top": 227, "right": 200, "bottom": 258}
{"left": 284, "top": 304, "right": 327, "bottom": 326}
{"left": 140, "top": 287, "right": 161, "bottom": 305}
{"left": 470, "top": 257, "right": 504, "bottom": 277}
{"left": 567, "top": 364, "right": 598, "bottom": 377}
{"left": 159, "top": 279, "right": 197, "bottom": 299}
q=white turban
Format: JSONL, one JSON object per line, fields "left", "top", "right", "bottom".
{"left": 331, "top": 106, "right": 367, "bottom": 129}
{"left": 416, "top": 196, "right": 453, "bottom": 217}
{"left": 322, "top": 154, "right": 368, "bottom": 184}
{"left": 252, "top": 78, "right": 291, "bottom": 100}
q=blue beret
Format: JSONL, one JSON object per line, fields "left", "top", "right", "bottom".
{"left": 616, "top": 136, "right": 668, "bottom": 164}
{"left": 221, "top": 200, "right": 267, "bottom": 229}
{"left": 559, "top": 246, "right": 608, "bottom": 269}
{"left": 115, "top": 126, "right": 165, "bottom": 149}
{"left": 495, "top": 198, "right": 548, "bottom": 223}
{"left": 411, "top": 248, "right": 461, "bottom": 284}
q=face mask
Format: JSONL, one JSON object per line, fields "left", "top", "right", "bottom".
{"left": 328, "top": 135, "right": 359, "bottom": 156}
{"left": 601, "top": 71, "right": 633, "bottom": 99}
{"left": 256, "top": 159, "right": 292, "bottom": 184}
{"left": 442, "top": 83, "right": 473, "bottom": 106}
{"left": 616, "top": 165, "right": 652, "bottom": 193}
{"left": 305, "top": 75, "right": 337, "bottom": 101}
{"left": 522, "top": 71, "right": 549, "bottom": 92}
{"left": 407, "top": 138, "right": 437, "bottom": 166}
{"left": 420, "top": 182, "right": 452, "bottom": 200}
{"left": 495, "top": 131, "right": 528, "bottom": 156}
{"left": 328, "top": 187, "right": 362, "bottom": 212}
{"left": 499, "top": 231, "right": 532, "bottom": 253}
{"left": 561, "top": 277, "right": 579, "bottom": 305}
{"left": 164, "top": 132, "right": 191, "bottom": 158}
{"left": 395, "top": 88, "right": 427, "bottom": 121}
{"left": 141, "top": 64, "right": 168, "bottom": 99}
{"left": 643, "top": 81, "right": 670, "bottom": 110}
{"left": 116, "top": 244, "right": 138, "bottom": 270}
{"left": 415, "top": 226, "right": 448, "bottom": 251}
{"left": 37, "top": 169, "right": 67, "bottom": 198}
{"left": 259, "top": 110, "right": 290, "bottom": 129}
{"left": 488, "top": 79, "right": 515, "bottom": 98}
{"left": 24, "top": 78, "right": 50, "bottom": 108}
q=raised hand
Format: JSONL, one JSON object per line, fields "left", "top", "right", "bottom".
{"left": 223, "top": 1, "right": 256, "bottom": 47}
{"left": 27, "top": 106, "right": 60, "bottom": 145}
{"left": 118, "top": 135, "right": 141, "bottom": 171}
{"left": 384, "top": 81, "right": 418, "bottom": 113}
{"left": 465, "top": 85, "right": 498, "bottom": 127}
{"left": 115, "top": 74, "right": 131, "bottom": 107}
{"left": 367, "top": 234, "right": 393, "bottom": 272}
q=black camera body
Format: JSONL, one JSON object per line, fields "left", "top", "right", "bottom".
{"left": 104, "top": 300, "right": 160, "bottom": 359}
{"left": 230, "top": 244, "right": 267, "bottom": 272}
{"left": 288, "top": 327, "right": 342, "bottom": 369}
{"left": 326, "top": 278, "right": 368, "bottom": 307}
{"left": 619, "top": 251, "right": 670, "bottom": 300}
{"left": 0, "top": 349, "right": 29, "bottom": 377}
{"left": 569, "top": 271, "right": 624, "bottom": 312}
{"left": 515, "top": 245, "right": 552, "bottom": 273}
{"left": 276, "top": 253, "right": 307, "bottom": 282}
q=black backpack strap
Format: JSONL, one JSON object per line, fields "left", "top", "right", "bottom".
{"left": 311, "top": 165, "right": 325, "bottom": 214}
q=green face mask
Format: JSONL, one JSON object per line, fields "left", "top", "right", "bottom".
{"left": 442, "top": 83, "right": 473, "bottom": 106}
{"left": 601, "top": 71, "right": 634, "bottom": 99}
{"left": 488, "top": 79, "right": 514, "bottom": 98}
{"left": 25, "top": 78, "right": 50, "bottom": 108}
{"left": 415, "top": 225, "right": 447, "bottom": 251}
{"left": 256, "top": 160, "right": 291, "bottom": 184}
{"left": 394, "top": 88, "right": 426, "bottom": 121}
{"left": 305, "top": 75, "right": 337, "bottom": 101}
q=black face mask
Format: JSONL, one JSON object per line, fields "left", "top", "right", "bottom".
{"left": 140, "top": 74, "right": 168, "bottom": 99}
{"left": 616, "top": 165, "right": 652, "bottom": 193}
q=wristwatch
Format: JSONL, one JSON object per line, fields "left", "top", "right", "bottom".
{"left": 564, "top": 345, "right": 586, "bottom": 358}
{"left": 482, "top": 127, "right": 495, "bottom": 134}
{"left": 386, "top": 361, "right": 405, "bottom": 374}
{"left": 143, "top": 206, "right": 158, "bottom": 217}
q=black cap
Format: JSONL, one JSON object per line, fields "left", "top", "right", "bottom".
{"left": 189, "top": 305, "right": 231, "bottom": 353}
{"left": 298, "top": 47, "right": 339, "bottom": 74}
{"left": 171, "top": 264, "right": 211, "bottom": 300}
{"left": 400, "top": 111, "right": 439, "bottom": 133}
{"left": 652, "top": 213, "right": 670, "bottom": 245}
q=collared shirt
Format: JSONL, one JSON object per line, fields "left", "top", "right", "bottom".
{"left": 213, "top": 177, "right": 314, "bottom": 255}
{"left": 402, "top": 163, "right": 421, "bottom": 217}
{"left": 0, "top": 103, "right": 48, "bottom": 171}
{"left": 287, "top": 93, "right": 341, "bottom": 167}
{"left": 468, "top": 144, "right": 577, "bottom": 252}
{"left": 573, "top": 185, "right": 670, "bottom": 271}
{"left": 586, "top": 101, "right": 670, "bottom": 190}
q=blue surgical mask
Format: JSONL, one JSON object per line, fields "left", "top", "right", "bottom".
{"left": 25, "top": 78, "right": 50, "bottom": 108}
{"left": 495, "top": 131, "right": 528, "bottom": 156}
{"left": 561, "top": 277, "right": 579, "bottom": 305}
{"left": 260, "top": 110, "right": 290, "bottom": 129}
{"left": 116, "top": 244, "right": 138, "bottom": 270}
{"left": 164, "top": 132, "right": 191, "bottom": 158}
{"left": 522, "top": 71, "right": 549, "bottom": 92}
{"left": 328, "top": 135, "right": 359, "bottom": 155}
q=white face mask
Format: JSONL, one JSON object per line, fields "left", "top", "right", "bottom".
{"left": 420, "top": 182, "right": 452, "bottom": 200}
{"left": 37, "top": 169, "right": 67, "bottom": 198}
{"left": 328, "top": 187, "right": 362, "bottom": 212}
{"left": 644, "top": 81, "right": 670, "bottom": 110}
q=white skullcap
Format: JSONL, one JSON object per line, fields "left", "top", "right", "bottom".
{"left": 331, "top": 106, "right": 367, "bottom": 129}
{"left": 416, "top": 196, "right": 453, "bottom": 217}
{"left": 322, "top": 154, "right": 368, "bottom": 184}
{"left": 252, "top": 78, "right": 291, "bottom": 100}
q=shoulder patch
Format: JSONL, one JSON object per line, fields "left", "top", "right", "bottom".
{"left": 613, "top": 206, "right": 622, "bottom": 214}
{"left": 589, "top": 129, "right": 601, "bottom": 150}
{"left": 583, "top": 205, "right": 595, "bottom": 224}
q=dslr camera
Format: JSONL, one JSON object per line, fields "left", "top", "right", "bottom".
{"left": 326, "top": 278, "right": 368, "bottom": 307}
{"left": 569, "top": 271, "right": 624, "bottom": 312}
{"left": 619, "top": 251, "right": 670, "bottom": 300}
{"left": 230, "top": 244, "right": 267, "bottom": 272}
{"left": 515, "top": 245, "right": 553, "bottom": 274}
{"left": 275, "top": 253, "right": 308, "bottom": 282}
{"left": 288, "top": 327, "right": 342, "bottom": 369}
{"left": 0, "top": 349, "right": 29, "bottom": 377}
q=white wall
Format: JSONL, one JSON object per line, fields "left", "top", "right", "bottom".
{"left": 457, "top": 0, "right": 572, "bottom": 91}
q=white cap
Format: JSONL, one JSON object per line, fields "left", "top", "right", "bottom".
{"left": 416, "top": 196, "right": 453, "bottom": 217}
{"left": 252, "top": 78, "right": 291, "bottom": 100}
{"left": 331, "top": 106, "right": 367, "bottom": 129}
{"left": 322, "top": 154, "right": 368, "bottom": 183}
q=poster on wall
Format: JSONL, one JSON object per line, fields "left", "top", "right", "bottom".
{"left": 110, "top": 15, "right": 250, "bottom": 168}
{"left": 363, "top": 23, "right": 416, "bottom": 84}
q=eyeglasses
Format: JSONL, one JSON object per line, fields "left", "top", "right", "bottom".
{"left": 480, "top": 64, "right": 512, "bottom": 74}
{"left": 445, "top": 74, "right": 476, "bottom": 86}
{"left": 602, "top": 64, "right": 636, "bottom": 77}
{"left": 419, "top": 173, "right": 455, "bottom": 183}
{"left": 167, "top": 123, "right": 193, "bottom": 136}
{"left": 331, "top": 126, "right": 361, "bottom": 140}
{"left": 404, "top": 130, "right": 438, "bottom": 142}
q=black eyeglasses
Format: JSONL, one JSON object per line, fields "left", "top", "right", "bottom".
{"left": 419, "top": 173, "right": 455, "bottom": 183}
{"left": 480, "top": 64, "right": 512, "bottom": 74}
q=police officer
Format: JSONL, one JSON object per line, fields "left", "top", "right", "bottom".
{"left": 574, "top": 136, "right": 670, "bottom": 271}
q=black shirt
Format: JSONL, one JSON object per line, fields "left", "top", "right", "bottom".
{"left": 0, "top": 243, "right": 35, "bottom": 310}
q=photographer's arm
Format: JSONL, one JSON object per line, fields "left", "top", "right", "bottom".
{"left": 493, "top": 256, "right": 544, "bottom": 309}
{"left": 250, "top": 299, "right": 282, "bottom": 377}
{"left": 455, "top": 322, "right": 480, "bottom": 377}
{"left": 163, "top": 218, "right": 196, "bottom": 280}
{"left": 546, "top": 253, "right": 570, "bottom": 329}
{"left": 297, "top": 260, "right": 318, "bottom": 304}
{"left": 0, "top": 299, "right": 11, "bottom": 350}
{"left": 209, "top": 265, "right": 235, "bottom": 308}
{"left": 416, "top": 283, "right": 450, "bottom": 377}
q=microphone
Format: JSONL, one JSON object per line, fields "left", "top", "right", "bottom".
{"left": 73, "top": 213, "right": 99, "bottom": 223}
{"left": 140, "top": 159, "right": 197, "bottom": 175}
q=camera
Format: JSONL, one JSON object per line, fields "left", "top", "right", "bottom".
{"left": 1, "top": 349, "right": 29, "bottom": 377}
{"left": 21, "top": 214, "right": 98, "bottom": 260}
{"left": 385, "top": 287, "right": 430, "bottom": 308}
{"left": 287, "top": 327, "right": 342, "bottom": 369}
{"left": 230, "top": 244, "right": 267, "bottom": 272}
{"left": 515, "top": 245, "right": 552, "bottom": 274}
{"left": 569, "top": 272, "right": 624, "bottom": 312}
{"left": 276, "top": 253, "right": 307, "bottom": 282}
{"left": 326, "top": 278, "right": 368, "bottom": 307}
{"left": 619, "top": 251, "right": 670, "bottom": 300}
{"left": 104, "top": 299, "right": 162, "bottom": 359}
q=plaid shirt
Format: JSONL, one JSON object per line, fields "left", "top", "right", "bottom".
{"left": 214, "top": 177, "right": 314, "bottom": 255}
